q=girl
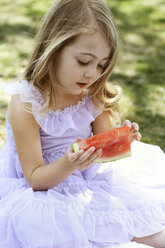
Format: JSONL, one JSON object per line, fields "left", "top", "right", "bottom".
{"left": 0, "top": 0, "right": 165, "bottom": 247}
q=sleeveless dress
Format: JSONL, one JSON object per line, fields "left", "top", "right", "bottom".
{"left": 0, "top": 80, "right": 165, "bottom": 248}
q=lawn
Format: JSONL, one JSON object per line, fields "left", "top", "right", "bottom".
{"left": 0, "top": 0, "right": 165, "bottom": 151}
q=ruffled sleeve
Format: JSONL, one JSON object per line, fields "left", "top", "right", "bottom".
{"left": 3, "top": 80, "right": 44, "bottom": 112}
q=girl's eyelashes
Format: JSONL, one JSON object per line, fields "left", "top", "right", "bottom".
{"left": 78, "top": 60, "right": 89, "bottom": 66}
{"left": 77, "top": 60, "right": 106, "bottom": 69}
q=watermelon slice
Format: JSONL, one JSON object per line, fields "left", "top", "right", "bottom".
{"left": 72, "top": 126, "right": 131, "bottom": 162}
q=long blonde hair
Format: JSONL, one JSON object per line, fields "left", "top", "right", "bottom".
{"left": 24, "top": 0, "right": 121, "bottom": 125}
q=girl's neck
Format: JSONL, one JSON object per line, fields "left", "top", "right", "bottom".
{"left": 51, "top": 90, "right": 87, "bottom": 112}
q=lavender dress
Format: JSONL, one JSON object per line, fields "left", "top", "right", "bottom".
{"left": 0, "top": 80, "right": 165, "bottom": 248}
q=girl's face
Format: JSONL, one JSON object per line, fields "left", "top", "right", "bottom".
{"left": 53, "top": 32, "right": 111, "bottom": 96}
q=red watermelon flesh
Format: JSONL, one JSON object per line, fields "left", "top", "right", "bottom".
{"left": 72, "top": 126, "right": 131, "bottom": 162}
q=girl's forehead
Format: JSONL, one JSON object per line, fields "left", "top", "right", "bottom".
{"left": 70, "top": 32, "right": 111, "bottom": 60}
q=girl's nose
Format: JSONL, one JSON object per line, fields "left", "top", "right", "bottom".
{"left": 84, "top": 66, "right": 99, "bottom": 81}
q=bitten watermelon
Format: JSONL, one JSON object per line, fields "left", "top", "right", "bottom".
{"left": 72, "top": 126, "right": 131, "bottom": 162}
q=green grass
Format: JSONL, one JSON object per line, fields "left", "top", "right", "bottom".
{"left": 0, "top": 0, "right": 165, "bottom": 151}
{"left": 108, "top": 0, "right": 165, "bottom": 151}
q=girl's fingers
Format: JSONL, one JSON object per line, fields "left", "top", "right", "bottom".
{"left": 86, "top": 148, "right": 102, "bottom": 163}
{"left": 78, "top": 146, "right": 96, "bottom": 162}
{"left": 122, "top": 120, "right": 139, "bottom": 132}
{"left": 67, "top": 147, "right": 84, "bottom": 161}
{"left": 67, "top": 145, "right": 101, "bottom": 166}
{"left": 80, "top": 150, "right": 102, "bottom": 170}
{"left": 122, "top": 120, "right": 131, "bottom": 129}
{"left": 131, "top": 132, "right": 141, "bottom": 142}
{"left": 131, "top": 122, "right": 139, "bottom": 132}
{"left": 122, "top": 120, "right": 140, "bottom": 140}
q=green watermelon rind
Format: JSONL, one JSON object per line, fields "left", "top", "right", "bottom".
{"left": 72, "top": 142, "right": 131, "bottom": 163}
{"left": 95, "top": 152, "right": 131, "bottom": 163}
{"left": 72, "top": 142, "right": 80, "bottom": 152}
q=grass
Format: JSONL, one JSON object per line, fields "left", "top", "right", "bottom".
{"left": 0, "top": 0, "right": 165, "bottom": 151}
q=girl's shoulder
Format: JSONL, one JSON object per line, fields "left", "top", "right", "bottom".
{"left": 7, "top": 93, "right": 40, "bottom": 136}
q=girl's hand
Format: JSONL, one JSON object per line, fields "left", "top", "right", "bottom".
{"left": 66, "top": 144, "right": 102, "bottom": 171}
{"left": 122, "top": 120, "right": 141, "bottom": 143}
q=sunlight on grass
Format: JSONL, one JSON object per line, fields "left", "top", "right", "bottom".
{"left": 0, "top": 37, "right": 34, "bottom": 79}
{"left": 157, "top": 32, "right": 165, "bottom": 40}
{"left": 114, "top": 63, "right": 137, "bottom": 77}
{"left": 120, "top": 94, "right": 135, "bottom": 120}
{"left": 146, "top": 86, "right": 165, "bottom": 116}
{"left": 124, "top": 33, "right": 145, "bottom": 46}
{"left": 139, "top": 0, "right": 163, "bottom": 7}
{"left": 0, "top": 0, "right": 52, "bottom": 80}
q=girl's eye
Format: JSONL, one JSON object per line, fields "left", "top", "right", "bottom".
{"left": 78, "top": 60, "right": 89, "bottom": 66}
{"left": 77, "top": 60, "right": 108, "bottom": 71}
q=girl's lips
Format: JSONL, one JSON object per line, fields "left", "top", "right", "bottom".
{"left": 76, "top": 82, "right": 88, "bottom": 88}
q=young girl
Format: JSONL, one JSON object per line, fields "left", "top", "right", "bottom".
{"left": 0, "top": 0, "right": 165, "bottom": 247}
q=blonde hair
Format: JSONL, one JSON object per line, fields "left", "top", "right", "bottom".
{"left": 24, "top": 0, "right": 121, "bottom": 125}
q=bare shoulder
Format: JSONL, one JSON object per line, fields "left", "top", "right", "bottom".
{"left": 8, "top": 94, "right": 27, "bottom": 120}
{"left": 7, "top": 94, "right": 39, "bottom": 129}
{"left": 8, "top": 94, "right": 21, "bottom": 115}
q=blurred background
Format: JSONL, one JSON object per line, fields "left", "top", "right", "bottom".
{"left": 0, "top": 0, "right": 165, "bottom": 151}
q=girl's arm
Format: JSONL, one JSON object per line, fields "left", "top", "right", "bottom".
{"left": 92, "top": 111, "right": 141, "bottom": 142}
{"left": 8, "top": 95, "right": 101, "bottom": 191}
{"left": 92, "top": 111, "right": 113, "bottom": 135}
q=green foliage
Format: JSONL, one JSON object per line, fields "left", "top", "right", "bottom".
{"left": 108, "top": 0, "right": 165, "bottom": 151}
{"left": 0, "top": 0, "right": 165, "bottom": 151}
